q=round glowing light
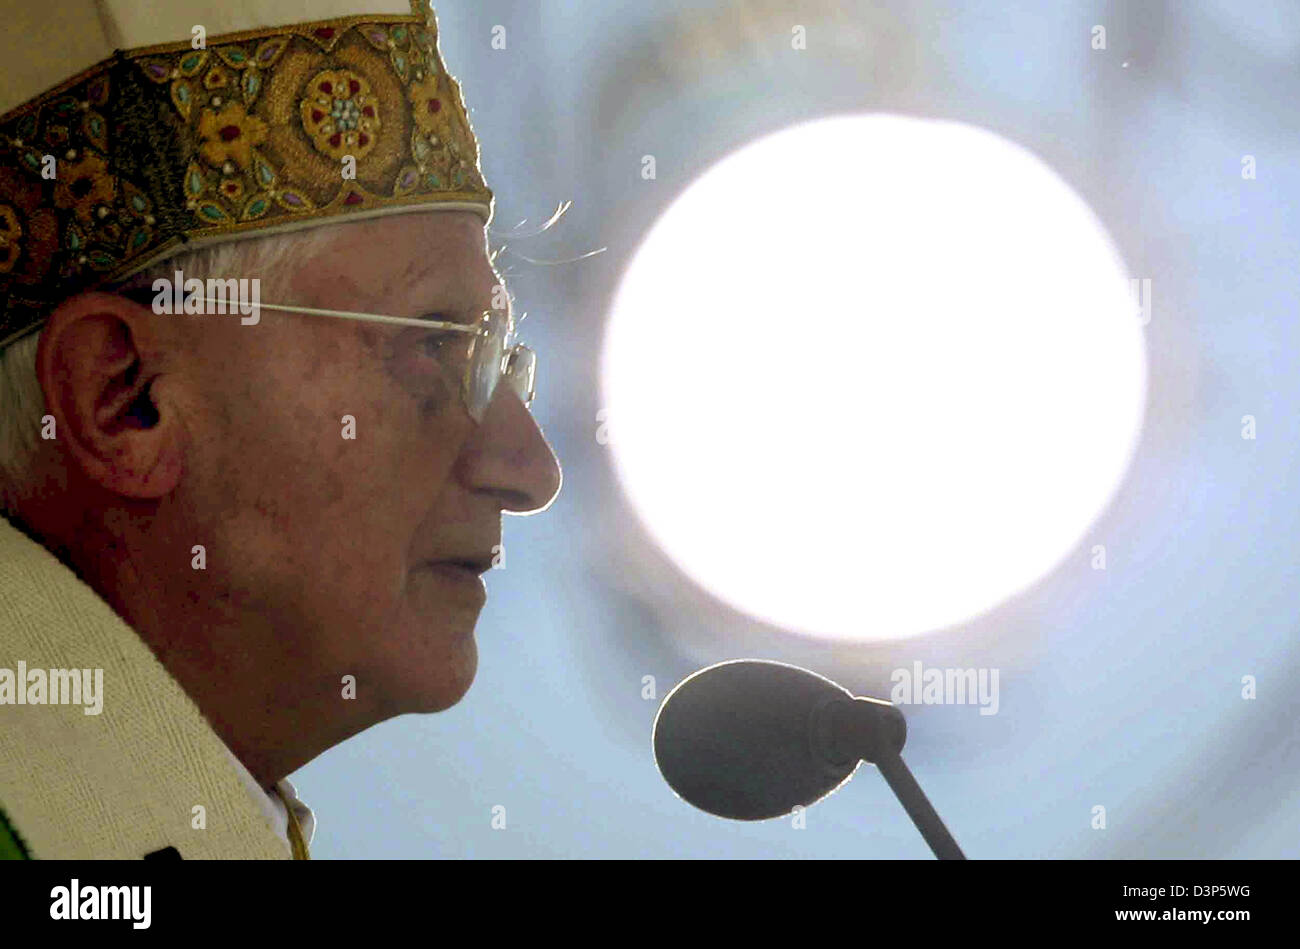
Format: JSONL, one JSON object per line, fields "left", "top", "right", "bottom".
{"left": 601, "top": 114, "right": 1146, "bottom": 641}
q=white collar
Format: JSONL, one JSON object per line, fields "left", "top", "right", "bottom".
{"left": 221, "top": 744, "right": 316, "bottom": 848}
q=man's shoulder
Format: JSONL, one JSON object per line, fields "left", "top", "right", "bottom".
{"left": 0, "top": 516, "right": 292, "bottom": 860}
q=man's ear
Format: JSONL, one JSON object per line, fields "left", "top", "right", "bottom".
{"left": 35, "top": 291, "right": 184, "bottom": 499}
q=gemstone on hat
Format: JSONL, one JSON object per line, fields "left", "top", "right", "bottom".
{"left": 300, "top": 69, "right": 380, "bottom": 162}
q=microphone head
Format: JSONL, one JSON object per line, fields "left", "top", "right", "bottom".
{"left": 652, "top": 659, "right": 862, "bottom": 820}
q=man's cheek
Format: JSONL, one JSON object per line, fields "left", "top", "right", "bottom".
{"left": 321, "top": 467, "right": 348, "bottom": 507}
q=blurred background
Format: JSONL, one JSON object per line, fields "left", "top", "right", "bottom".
{"left": 298, "top": 0, "right": 1300, "bottom": 857}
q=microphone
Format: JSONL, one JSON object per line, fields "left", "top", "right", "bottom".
{"left": 652, "top": 659, "right": 965, "bottom": 859}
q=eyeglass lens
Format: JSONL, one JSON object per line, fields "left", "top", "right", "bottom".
{"left": 443, "top": 311, "right": 534, "bottom": 422}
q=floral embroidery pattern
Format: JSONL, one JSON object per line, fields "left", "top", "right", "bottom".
{"left": 52, "top": 152, "right": 117, "bottom": 225}
{"left": 0, "top": 167, "right": 59, "bottom": 282}
{"left": 407, "top": 71, "right": 476, "bottom": 192}
{"left": 136, "top": 16, "right": 486, "bottom": 227}
{"left": 197, "top": 102, "right": 269, "bottom": 170}
{"left": 0, "top": 205, "right": 23, "bottom": 275}
{"left": 300, "top": 69, "right": 380, "bottom": 161}
{"left": 0, "top": 8, "right": 492, "bottom": 348}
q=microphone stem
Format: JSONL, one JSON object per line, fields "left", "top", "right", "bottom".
{"left": 874, "top": 750, "right": 966, "bottom": 860}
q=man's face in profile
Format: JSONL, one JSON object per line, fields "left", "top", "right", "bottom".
{"left": 164, "top": 210, "right": 561, "bottom": 719}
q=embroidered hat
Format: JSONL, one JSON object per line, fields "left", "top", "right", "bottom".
{"left": 0, "top": 0, "right": 494, "bottom": 348}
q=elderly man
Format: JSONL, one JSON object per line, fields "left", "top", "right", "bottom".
{"left": 0, "top": 0, "right": 561, "bottom": 859}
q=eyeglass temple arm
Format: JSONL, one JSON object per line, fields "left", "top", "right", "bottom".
{"left": 197, "top": 298, "right": 480, "bottom": 333}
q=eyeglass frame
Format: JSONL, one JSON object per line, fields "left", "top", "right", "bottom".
{"left": 107, "top": 288, "right": 535, "bottom": 425}
{"left": 233, "top": 300, "right": 535, "bottom": 424}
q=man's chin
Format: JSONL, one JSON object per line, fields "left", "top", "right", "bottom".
{"left": 391, "top": 628, "right": 479, "bottom": 714}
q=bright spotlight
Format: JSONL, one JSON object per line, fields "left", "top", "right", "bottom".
{"left": 601, "top": 114, "right": 1146, "bottom": 642}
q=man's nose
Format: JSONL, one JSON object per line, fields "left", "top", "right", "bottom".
{"left": 454, "top": 384, "right": 562, "bottom": 514}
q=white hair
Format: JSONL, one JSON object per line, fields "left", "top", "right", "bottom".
{"left": 0, "top": 227, "right": 339, "bottom": 514}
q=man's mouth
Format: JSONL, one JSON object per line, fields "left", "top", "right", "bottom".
{"left": 421, "top": 557, "right": 493, "bottom": 578}
{"left": 414, "top": 559, "right": 490, "bottom": 608}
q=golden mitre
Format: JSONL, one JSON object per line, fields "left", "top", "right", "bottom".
{"left": 0, "top": 0, "right": 494, "bottom": 348}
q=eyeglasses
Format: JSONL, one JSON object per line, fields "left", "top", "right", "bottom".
{"left": 199, "top": 298, "right": 535, "bottom": 424}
